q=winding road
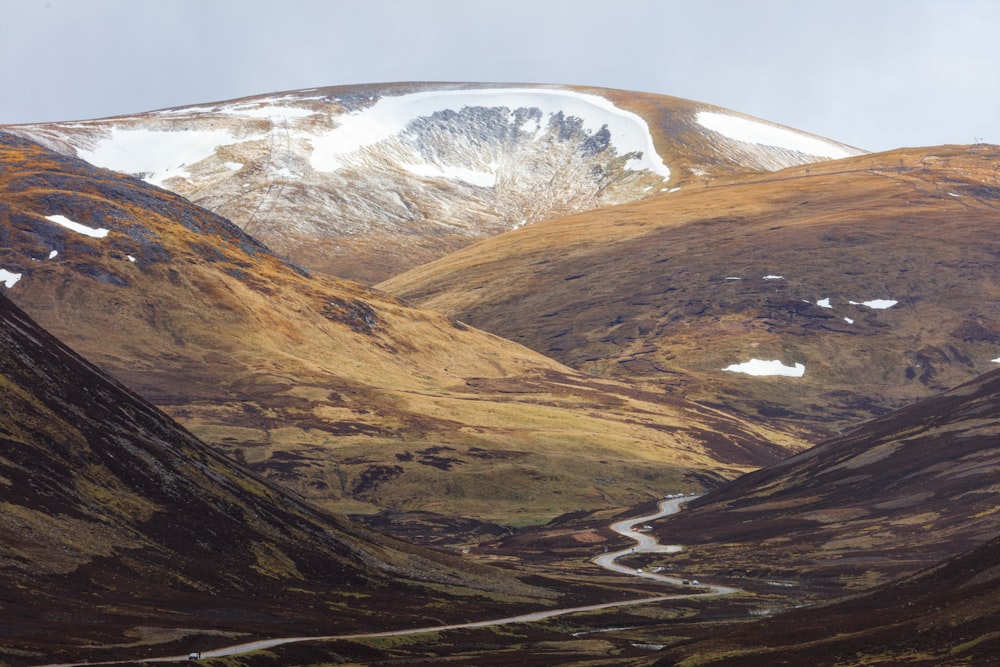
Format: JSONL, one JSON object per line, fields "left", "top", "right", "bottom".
{"left": 39, "top": 496, "right": 737, "bottom": 665}
{"left": 594, "top": 496, "right": 739, "bottom": 595}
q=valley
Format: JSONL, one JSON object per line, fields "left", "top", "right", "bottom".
{"left": 1, "top": 82, "right": 999, "bottom": 666}
{"left": 63, "top": 497, "right": 723, "bottom": 664}
{"left": 382, "top": 144, "right": 1000, "bottom": 437}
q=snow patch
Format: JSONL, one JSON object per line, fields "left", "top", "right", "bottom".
{"left": 723, "top": 359, "right": 805, "bottom": 377}
{"left": 762, "top": 275, "right": 784, "bottom": 280}
{"left": 45, "top": 214, "right": 109, "bottom": 238}
{"left": 224, "top": 161, "right": 244, "bottom": 171}
{"left": 127, "top": 255, "right": 137, "bottom": 263}
{"left": 816, "top": 298, "right": 832, "bottom": 308}
{"left": 696, "top": 111, "right": 856, "bottom": 159}
{"left": 844, "top": 317, "right": 855, "bottom": 324}
{"left": 0, "top": 269, "right": 22, "bottom": 288}
{"left": 48, "top": 250, "right": 58, "bottom": 259}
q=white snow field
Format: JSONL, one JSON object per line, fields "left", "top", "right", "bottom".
{"left": 851, "top": 299, "right": 898, "bottom": 309}
{"left": 309, "top": 88, "right": 671, "bottom": 178}
{"left": 78, "top": 127, "right": 246, "bottom": 188}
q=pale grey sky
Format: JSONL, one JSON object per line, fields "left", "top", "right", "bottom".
{"left": 2, "top": 0, "right": 997, "bottom": 151}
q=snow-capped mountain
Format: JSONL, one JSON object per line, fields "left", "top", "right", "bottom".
{"left": 7, "top": 82, "right": 864, "bottom": 283}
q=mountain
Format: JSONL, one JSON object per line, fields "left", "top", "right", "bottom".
{"left": 6, "top": 82, "right": 863, "bottom": 284}
{"left": 654, "top": 533, "right": 1000, "bottom": 666}
{"left": 381, "top": 143, "right": 1000, "bottom": 436}
{"left": 0, "top": 131, "right": 800, "bottom": 527}
{"left": 0, "top": 291, "right": 555, "bottom": 665}
{"left": 656, "top": 364, "right": 1000, "bottom": 591}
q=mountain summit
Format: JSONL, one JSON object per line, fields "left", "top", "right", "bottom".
{"left": 8, "top": 82, "right": 863, "bottom": 283}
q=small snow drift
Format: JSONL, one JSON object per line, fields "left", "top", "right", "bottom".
{"left": 851, "top": 299, "right": 898, "bottom": 309}
{"left": 45, "top": 214, "right": 109, "bottom": 239}
{"left": 723, "top": 359, "right": 805, "bottom": 377}
{"left": 0, "top": 269, "right": 21, "bottom": 289}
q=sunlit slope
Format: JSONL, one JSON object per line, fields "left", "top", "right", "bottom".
{"left": 382, "top": 144, "right": 1000, "bottom": 436}
{"left": 0, "top": 132, "right": 800, "bottom": 524}
{"left": 7, "top": 82, "right": 862, "bottom": 283}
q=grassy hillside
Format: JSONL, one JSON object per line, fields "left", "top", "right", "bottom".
{"left": 656, "top": 364, "right": 1000, "bottom": 592}
{"left": 0, "top": 132, "right": 801, "bottom": 527}
{"left": 382, "top": 144, "right": 1000, "bottom": 436}
{"left": 0, "top": 292, "right": 559, "bottom": 664}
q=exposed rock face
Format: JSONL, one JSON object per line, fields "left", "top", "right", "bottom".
{"left": 7, "top": 82, "right": 862, "bottom": 283}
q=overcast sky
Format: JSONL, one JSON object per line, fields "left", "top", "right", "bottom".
{"left": 2, "top": 0, "right": 997, "bottom": 152}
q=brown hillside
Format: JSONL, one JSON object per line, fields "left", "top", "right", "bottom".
{"left": 0, "top": 292, "right": 553, "bottom": 665}
{"left": 382, "top": 144, "right": 1000, "bottom": 436}
{"left": 0, "top": 132, "right": 801, "bottom": 526}
{"left": 656, "top": 364, "right": 1000, "bottom": 592}
{"left": 655, "top": 533, "right": 1000, "bottom": 666}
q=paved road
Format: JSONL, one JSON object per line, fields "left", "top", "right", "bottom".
{"left": 593, "top": 496, "right": 740, "bottom": 596}
{"left": 38, "top": 495, "right": 737, "bottom": 665}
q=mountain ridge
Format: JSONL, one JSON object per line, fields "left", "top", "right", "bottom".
{"left": 6, "top": 82, "right": 864, "bottom": 283}
{"left": 656, "top": 362, "right": 1000, "bottom": 591}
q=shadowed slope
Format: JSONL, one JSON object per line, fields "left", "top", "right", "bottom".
{"left": 382, "top": 144, "right": 1000, "bottom": 436}
{"left": 654, "top": 534, "right": 1000, "bottom": 666}
{"left": 658, "top": 365, "right": 1000, "bottom": 591}
{"left": 0, "top": 292, "right": 554, "bottom": 664}
{"left": 0, "top": 132, "right": 800, "bottom": 526}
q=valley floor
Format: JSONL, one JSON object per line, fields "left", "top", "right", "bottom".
{"left": 37, "top": 498, "right": 807, "bottom": 667}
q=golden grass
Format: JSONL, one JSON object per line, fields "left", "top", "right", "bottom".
{"left": 380, "top": 145, "right": 1000, "bottom": 437}
{"left": 0, "top": 137, "right": 805, "bottom": 525}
